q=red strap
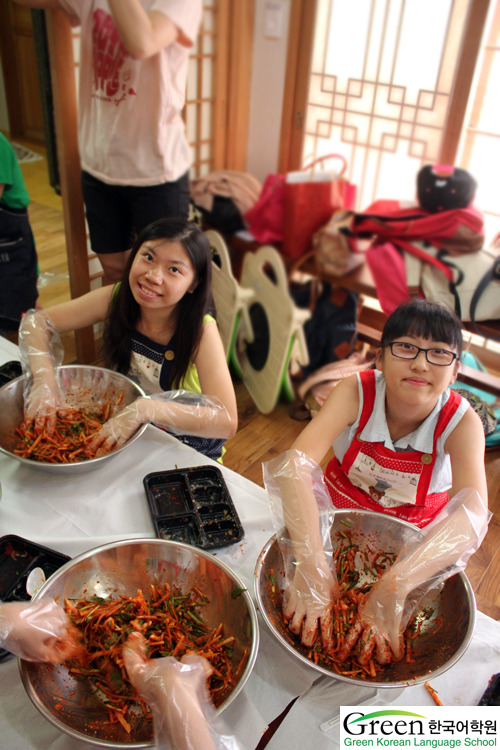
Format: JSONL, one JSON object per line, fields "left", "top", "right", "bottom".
{"left": 411, "top": 388, "right": 463, "bottom": 501}
{"left": 338, "top": 370, "right": 376, "bottom": 473}
{"left": 357, "top": 369, "right": 376, "bottom": 430}
{"left": 433, "top": 388, "right": 463, "bottom": 438}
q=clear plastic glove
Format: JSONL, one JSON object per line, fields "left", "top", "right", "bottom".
{"left": 86, "top": 398, "right": 148, "bottom": 456}
{"left": 87, "top": 390, "right": 232, "bottom": 456}
{"left": 151, "top": 390, "right": 234, "bottom": 439}
{"left": 123, "top": 632, "right": 243, "bottom": 750}
{"left": 18, "top": 310, "right": 65, "bottom": 435}
{"left": 339, "top": 488, "right": 489, "bottom": 665}
{"left": 263, "top": 450, "right": 338, "bottom": 650}
{"left": 0, "top": 599, "right": 80, "bottom": 662}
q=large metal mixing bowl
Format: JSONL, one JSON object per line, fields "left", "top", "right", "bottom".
{"left": 0, "top": 365, "right": 147, "bottom": 472}
{"left": 20, "top": 538, "right": 259, "bottom": 748}
{"left": 255, "top": 509, "right": 475, "bottom": 688}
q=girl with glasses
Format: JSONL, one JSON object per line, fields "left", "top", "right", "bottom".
{"left": 286, "top": 298, "right": 487, "bottom": 525}
{"left": 264, "top": 299, "right": 488, "bottom": 657}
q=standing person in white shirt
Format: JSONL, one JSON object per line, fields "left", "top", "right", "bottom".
{"left": 15, "top": 0, "right": 203, "bottom": 285}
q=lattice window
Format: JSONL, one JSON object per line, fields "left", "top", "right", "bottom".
{"left": 303, "top": 0, "right": 472, "bottom": 209}
{"left": 186, "top": 0, "right": 218, "bottom": 178}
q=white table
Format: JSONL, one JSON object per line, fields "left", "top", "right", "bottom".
{"left": 1, "top": 336, "right": 499, "bottom": 750}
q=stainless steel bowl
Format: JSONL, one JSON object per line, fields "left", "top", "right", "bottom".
{"left": 0, "top": 365, "right": 147, "bottom": 472}
{"left": 255, "top": 509, "right": 475, "bottom": 688}
{"left": 20, "top": 538, "right": 259, "bottom": 748}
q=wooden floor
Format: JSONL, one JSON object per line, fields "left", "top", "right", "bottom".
{"left": 8, "top": 135, "right": 500, "bottom": 622}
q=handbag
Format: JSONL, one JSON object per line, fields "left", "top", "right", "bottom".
{"left": 311, "top": 209, "right": 367, "bottom": 276}
{"left": 351, "top": 199, "right": 484, "bottom": 254}
{"left": 282, "top": 154, "right": 357, "bottom": 259}
{"left": 290, "top": 280, "right": 359, "bottom": 378}
{"left": 416, "top": 243, "right": 500, "bottom": 332}
{"left": 243, "top": 173, "right": 286, "bottom": 244}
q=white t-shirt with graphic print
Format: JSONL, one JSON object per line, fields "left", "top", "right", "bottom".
{"left": 57, "top": 0, "right": 202, "bottom": 185}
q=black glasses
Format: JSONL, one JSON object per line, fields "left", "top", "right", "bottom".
{"left": 386, "top": 342, "right": 458, "bottom": 366}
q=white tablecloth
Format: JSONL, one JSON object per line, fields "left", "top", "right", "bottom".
{"left": 1, "top": 336, "right": 499, "bottom": 749}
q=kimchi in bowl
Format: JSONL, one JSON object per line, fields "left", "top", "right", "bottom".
{"left": 0, "top": 365, "right": 147, "bottom": 472}
{"left": 20, "top": 538, "right": 259, "bottom": 747}
{"left": 255, "top": 509, "right": 475, "bottom": 688}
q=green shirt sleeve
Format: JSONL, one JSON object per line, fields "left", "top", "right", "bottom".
{"left": 0, "top": 134, "right": 30, "bottom": 210}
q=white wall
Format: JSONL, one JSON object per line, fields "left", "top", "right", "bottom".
{"left": 246, "top": 0, "right": 290, "bottom": 181}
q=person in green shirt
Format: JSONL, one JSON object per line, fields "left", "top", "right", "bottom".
{"left": 0, "top": 132, "right": 39, "bottom": 337}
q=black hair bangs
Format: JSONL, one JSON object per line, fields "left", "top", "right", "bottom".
{"left": 381, "top": 299, "right": 463, "bottom": 356}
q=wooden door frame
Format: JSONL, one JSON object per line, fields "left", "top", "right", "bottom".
{"left": 0, "top": 1, "right": 23, "bottom": 136}
{"left": 278, "top": 0, "right": 317, "bottom": 173}
{"left": 192, "top": 0, "right": 254, "bottom": 173}
{"left": 0, "top": 0, "right": 45, "bottom": 140}
{"left": 224, "top": 0, "right": 255, "bottom": 170}
{"left": 45, "top": 10, "right": 95, "bottom": 363}
{"left": 439, "top": 0, "right": 491, "bottom": 163}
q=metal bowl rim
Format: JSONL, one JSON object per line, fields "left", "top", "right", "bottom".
{"left": 20, "top": 537, "right": 260, "bottom": 748}
{"left": 254, "top": 514, "right": 476, "bottom": 689}
{"left": 0, "top": 365, "right": 148, "bottom": 470}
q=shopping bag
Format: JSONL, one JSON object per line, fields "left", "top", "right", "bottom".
{"left": 282, "top": 154, "right": 357, "bottom": 259}
{"left": 243, "top": 173, "right": 286, "bottom": 244}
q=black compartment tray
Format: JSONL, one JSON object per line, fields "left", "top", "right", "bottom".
{"left": 0, "top": 535, "right": 71, "bottom": 660}
{"left": 0, "top": 360, "right": 22, "bottom": 387}
{"left": 0, "top": 534, "right": 70, "bottom": 601}
{"left": 143, "top": 466, "right": 244, "bottom": 550}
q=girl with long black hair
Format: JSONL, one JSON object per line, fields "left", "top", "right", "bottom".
{"left": 19, "top": 218, "right": 237, "bottom": 462}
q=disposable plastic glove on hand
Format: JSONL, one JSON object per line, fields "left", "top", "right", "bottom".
{"left": 18, "top": 309, "right": 65, "bottom": 435}
{"left": 0, "top": 600, "right": 80, "bottom": 662}
{"left": 87, "top": 390, "right": 232, "bottom": 456}
{"left": 86, "top": 398, "right": 148, "bottom": 456}
{"left": 149, "top": 390, "right": 233, "bottom": 438}
{"left": 263, "top": 449, "right": 338, "bottom": 650}
{"left": 123, "top": 633, "right": 243, "bottom": 750}
{"left": 339, "top": 488, "right": 489, "bottom": 665}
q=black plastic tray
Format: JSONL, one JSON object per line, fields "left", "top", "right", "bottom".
{"left": 0, "top": 360, "right": 22, "bottom": 388}
{"left": 143, "top": 466, "right": 244, "bottom": 550}
{"left": 0, "top": 535, "right": 71, "bottom": 660}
